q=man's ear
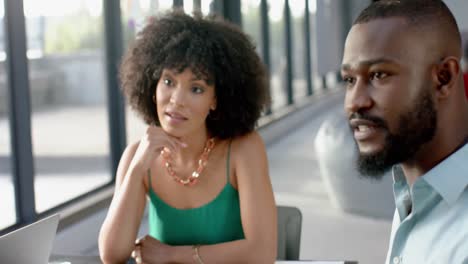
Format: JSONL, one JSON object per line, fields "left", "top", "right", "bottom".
{"left": 433, "top": 56, "right": 460, "bottom": 98}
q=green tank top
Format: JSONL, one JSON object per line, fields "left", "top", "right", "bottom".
{"left": 147, "top": 142, "right": 245, "bottom": 245}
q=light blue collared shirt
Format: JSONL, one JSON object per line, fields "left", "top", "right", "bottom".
{"left": 385, "top": 143, "right": 468, "bottom": 264}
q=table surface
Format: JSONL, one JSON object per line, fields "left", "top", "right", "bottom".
{"left": 50, "top": 255, "right": 357, "bottom": 264}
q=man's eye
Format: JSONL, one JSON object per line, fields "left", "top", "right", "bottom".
{"left": 343, "top": 76, "right": 355, "bottom": 85}
{"left": 370, "top": 72, "right": 387, "bottom": 80}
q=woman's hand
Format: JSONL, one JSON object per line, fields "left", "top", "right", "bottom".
{"left": 131, "top": 235, "right": 175, "bottom": 264}
{"left": 130, "top": 126, "right": 187, "bottom": 173}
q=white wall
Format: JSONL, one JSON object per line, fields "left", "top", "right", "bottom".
{"left": 445, "top": 0, "right": 468, "bottom": 32}
{"left": 445, "top": 0, "right": 468, "bottom": 49}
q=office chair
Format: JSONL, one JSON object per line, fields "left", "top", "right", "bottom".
{"left": 277, "top": 205, "right": 302, "bottom": 260}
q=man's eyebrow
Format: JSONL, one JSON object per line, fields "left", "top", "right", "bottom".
{"left": 341, "top": 58, "right": 396, "bottom": 71}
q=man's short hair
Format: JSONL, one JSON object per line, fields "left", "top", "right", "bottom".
{"left": 354, "top": 0, "right": 461, "bottom": 46}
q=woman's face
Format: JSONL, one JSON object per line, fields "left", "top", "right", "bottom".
{"left": 155, "top": 68, "right": 216, "bottom": 138}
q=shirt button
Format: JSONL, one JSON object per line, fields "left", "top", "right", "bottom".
{"left": 393, "top": 256, "right": 402, "bottom": 264}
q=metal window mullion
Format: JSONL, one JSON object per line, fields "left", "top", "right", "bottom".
{"left": 222, "top": 0, "right": 241, "bottom": 26}
{"left": 103, "top": 0, "right": 126, "bottom": 179}
{"left": 194, "top": 0, "right": 202, "bottom": 12}
{"left": 4, "top": 0, "right": 37, "bottom": 224}
{"left": 304, "top": 0, "right": 313, "bottom": 96}
{"left": 284, "top": 0, "right": 293, "bottom": 105}
{"left": 174, "top": 0, "right": 184, "bottom": 8}
{"left": 260, "top": 0, "right": 272, "bottom": 115}
{"left": 211, "top": 0, "right": 224, "bottom": 16}
{"left": 338, "top": 0, "right": 352, "bottom": 83}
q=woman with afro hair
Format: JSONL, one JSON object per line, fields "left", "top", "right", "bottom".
{"left": 99, "top": 10, "right": 277, "bottom": 264}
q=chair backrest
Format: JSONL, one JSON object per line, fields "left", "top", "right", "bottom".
{"left": 277, "top": 205, "right": 302, "bottom": 260}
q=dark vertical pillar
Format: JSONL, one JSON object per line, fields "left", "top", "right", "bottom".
{"left": 284, "top": 0, "right": 293, "bottom": 105}
{"left": 174, "top": 0, "right": 184, "bottom": 8}
{"left": 261, "top": 0, "right": 272, "bottom": 115}
{"left": 222, "top": 0, "right": 241, "bottom": 26}
{"left": 304, "top": 0, "right": 313, "bottom": 96}
{"left": 103, "top": 0, "right": 127, "bottom": 178}
{"left": 4, "top": 0, "right": 37, "bottom": 223}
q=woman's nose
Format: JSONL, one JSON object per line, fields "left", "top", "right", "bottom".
{"left": 169, "top": 87, "right": 185, "bottom": 107}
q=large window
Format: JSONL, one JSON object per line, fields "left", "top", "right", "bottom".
{"left": 308, "top": 0, "right": 319, "bottom": 91}
{"left": 24, "top": 0, "right": 111, "bottom": 213}
{"left": 121, "top": 0, "right": 173, "bottom": 145}
{"left": 268, "top": 0, "right": 287, "bottom": 111}
{"left": 121, "top": 0, "right": 173, "bottom": 50}
{"left": 241, "top": 0, "right": 262, "bottom": 58}
{"left": 0, "top": 0, "right": 17, "bottom": 229}
{"left": 122, "top": 0, "right": 215, "bottom": 145}
{"left": 290, "top": 0, "right": 307, "bottom": 102}
{"left": 184, "top": 0, "right": 213, "bottom": 15}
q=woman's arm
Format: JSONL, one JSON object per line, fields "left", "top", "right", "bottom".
{"left": 99, "top": 126, "right": 186, "bottom": 263}
{"left": 98, "top": 142, "right": 148, "bottom": 264}
{"left": 167, "top": 131, "right": 278, "bottom": 264}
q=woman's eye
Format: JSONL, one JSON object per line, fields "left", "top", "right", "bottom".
{"left": 192, "top": 86, "right": 204, "bottom": 94}
{"left": 163, "top": 78, "right": 173, "bottom": 86}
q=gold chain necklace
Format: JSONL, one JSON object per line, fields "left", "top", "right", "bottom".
{"left": 160, "top": 138, "right": 215, "bottom": 186}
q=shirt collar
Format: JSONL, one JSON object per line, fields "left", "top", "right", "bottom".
{"left": 392, "top": 142, "right": 468, "bottom": 206}
{"left": 423, "top": 142, "right": 468, "bottom": 205}
{"left": 392, "top": 165, "right": 406, "bottom": 184}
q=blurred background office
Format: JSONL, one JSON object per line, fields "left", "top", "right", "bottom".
{"left": 1, "top": 0, "right": 467, "bottom": 263}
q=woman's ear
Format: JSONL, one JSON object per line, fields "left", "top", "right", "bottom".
{"left": 210, "top": 98, "right": 217, "bottom": 111}
{"left": 433, "top": 56, "right": 460, "bottom": 98}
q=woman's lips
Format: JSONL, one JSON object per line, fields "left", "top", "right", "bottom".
{"left": 165, "top": 111, "right": 188, "bottom": 124}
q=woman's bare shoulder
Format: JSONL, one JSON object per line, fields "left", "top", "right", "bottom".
{"left": 231, "top": 131, "right": 265, "bottom": 153}
{"left": 229, "top": 131, "right": 267, "bottom": 173}
{"left": 115, "top": 141, "right": 143, "bottom": 187}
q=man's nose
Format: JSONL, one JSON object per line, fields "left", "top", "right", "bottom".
{"left": 344, "top": 79, "right": 373, "bottom": 115}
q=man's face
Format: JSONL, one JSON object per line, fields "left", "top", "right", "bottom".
{"left": 341, "top": 18, "right": 438, "bottom": 178}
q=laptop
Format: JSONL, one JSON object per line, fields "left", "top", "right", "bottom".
{"left": 0, "top": 214, "right": 60, "bottom": 264}
{"left": 275, "top": 260, "right": 358, "bottom": 264}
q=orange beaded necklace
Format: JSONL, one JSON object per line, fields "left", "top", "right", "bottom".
{"left": 160, "top": 138, "right": 215, "bottom": 186}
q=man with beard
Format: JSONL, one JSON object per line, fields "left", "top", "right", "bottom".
{"left": 341, "top": 0, "right": 468, "bottom": 263}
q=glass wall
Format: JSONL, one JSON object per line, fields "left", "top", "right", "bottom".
{"left": 268, "top": 0, "right": 287, "bottom": 111}
{"left": 290, "top": 0, "right": 307, "bottom": 102}
{"left": 241, "top": 0, "right": 262, "bottom": 59}
{"left": 201, "top": 0, "right": 214, "bottom": 15}
{"left": 122, "top": 0, "right": 215, "bottom": 145}
{"left": 121, "top": 0, "right": 173, "bottom": 145}
{"left": 121, "top": 0, "right": 172, "bottom": 50}
{"left": 23, "top": 0, "right": 111, "bottom": 212}
{"left": 308, "top": 0, "right": 319, "bottom": 91}
{"left": 0, "top": 0, "right": 17, "bottom": 229}
{"left": 184, "top": 0, "right": 214, "bottom": 15}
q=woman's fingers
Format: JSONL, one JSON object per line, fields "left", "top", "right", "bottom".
{"left": 147, "top": 126, "right": 187, "bottom": 152}
{"left": 133, "top": 126, "right": 189, "bottom": 171}
{"left": 131, "top": 245, "right": 142, "bottom": 263}
{"left": 135, "top": 235, "right": 147, "bottom": 246}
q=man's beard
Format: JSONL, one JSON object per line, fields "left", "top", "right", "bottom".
{"left": 353, "top": 89, "right": 437, "bottom": 179}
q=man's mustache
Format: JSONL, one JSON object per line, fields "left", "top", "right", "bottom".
{"left": 349, "top": 112, "right": 388, "bottom": 129}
